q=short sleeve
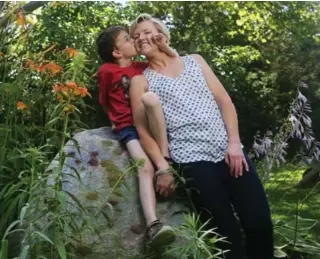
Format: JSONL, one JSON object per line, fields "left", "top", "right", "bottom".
{"left": 98, "top": 67, "right": 112, "bottom": 106}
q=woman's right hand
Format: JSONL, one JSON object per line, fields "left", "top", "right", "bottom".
{"left": 225, "top": 142, "right": 249, "bottom": 178}
{"left": 155, "top": 163, "right": 175, "bottom": 197}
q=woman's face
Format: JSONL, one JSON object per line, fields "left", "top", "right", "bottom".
{"left": 132, "top": 20, "right": 160, "bottom": 56}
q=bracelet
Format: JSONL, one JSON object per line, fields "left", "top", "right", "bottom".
{"left": 154, "top": 168, "right": 173, "bottom": 183}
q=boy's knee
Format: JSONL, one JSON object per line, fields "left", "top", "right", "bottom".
{"left": 141, "top": 92, "right": 160, "bottom": 108}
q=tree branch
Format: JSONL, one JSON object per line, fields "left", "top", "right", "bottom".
{"left": 21, "top": 1, "right": 49, "bottom": 13}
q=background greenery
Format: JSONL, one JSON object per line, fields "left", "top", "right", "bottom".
{"left": 0, "top": 1, "right": 319, "bottom": 258}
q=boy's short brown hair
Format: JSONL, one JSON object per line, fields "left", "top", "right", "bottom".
{"left": 96, "top": 26, "right": 126, "bottom": 63}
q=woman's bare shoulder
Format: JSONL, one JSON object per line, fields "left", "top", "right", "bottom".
{"left": 131, "top": 74, "right": 147, "bottom": 84}
{"left": 189, "top": 53, "right": 205, "bottom": 63}
{"left": 131, "top": 75, "right": 148, "bottom": 91}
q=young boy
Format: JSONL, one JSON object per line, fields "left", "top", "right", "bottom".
{"left": 96, "top": 26, "right": 176, "bottom": 247}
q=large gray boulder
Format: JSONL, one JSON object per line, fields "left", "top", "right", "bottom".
{"left": 47, "top": 127, "right": 189, "bottom": 259}
{"left": 296, "top": 160, "right": 320, "bottom": 188}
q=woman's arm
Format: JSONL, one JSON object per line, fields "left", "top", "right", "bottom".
{"left": 192, "top": 54, "right": 240, "bottom": 143}
{"left": 192, "top": 54, "right": 249, "bottom": 177}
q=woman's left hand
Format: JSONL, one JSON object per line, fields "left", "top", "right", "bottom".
{"left": 225, "top": 142, "right": 249, "bottom": 178}
{"left": 152, "top": 33, "right": 168, "bottom": 49}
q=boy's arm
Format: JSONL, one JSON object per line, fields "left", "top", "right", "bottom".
{"left": 153, "top": 33, "right": 178, "bottom": 58}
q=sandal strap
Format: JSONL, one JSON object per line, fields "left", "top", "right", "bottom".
{"left": 147, "top": 219, "right": 161, "bottom": 229}
{"left": 146, "top": 220, "right": 163, "bottom": 239}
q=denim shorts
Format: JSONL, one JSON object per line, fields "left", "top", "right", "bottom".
{"left": 118, "top": 126, "right": 139, "bottom": 145}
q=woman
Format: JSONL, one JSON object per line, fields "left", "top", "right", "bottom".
{"left": 129, "top": 14, "right": 274, "bottom": 259}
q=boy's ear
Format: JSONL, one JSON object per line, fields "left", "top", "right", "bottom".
{"left": 112, "top": 49, "right": 122, "bottom": 59}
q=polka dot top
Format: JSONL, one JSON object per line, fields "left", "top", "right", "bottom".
{"left": 143, "top": 55, "right": 228, "bottom": 163}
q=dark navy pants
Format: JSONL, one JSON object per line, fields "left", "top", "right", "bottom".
{"left": 174, "top": 153, "right": 274, "bottom": 259}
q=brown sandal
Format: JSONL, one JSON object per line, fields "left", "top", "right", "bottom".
{"left": 146, "top": 219, "right": 175, "bottom": 247}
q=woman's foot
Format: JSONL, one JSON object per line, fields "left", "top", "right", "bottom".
{"left": 146, "top": 220, "right": 176, "bottom": 247}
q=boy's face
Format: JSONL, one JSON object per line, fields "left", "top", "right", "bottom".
{"left": 113, "top": 30, "right": 137, "bottom": 59}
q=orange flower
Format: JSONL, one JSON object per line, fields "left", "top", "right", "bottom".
{"left": 55, "top": 92, "right": 69, "bottom": 103}
{"left": 52, "top": 82, "right": 64, "bottom": 93}
{"left": 40, "top": 63, "right": 62, "bottom": 75}
{"left": 17, "top": 101, "right": 28, "bottom": 110}
{"left": 74, "top": 87, "right": 91, "bottom": 98}
{"left": 65, "top": 47, "right": 79, "bottom": 58}
{"left": 26, "top": 59, "right": 40, "bottom": 71}
{"left": 17, "top": 10, "right": 26, "bottom": 27}
{"left": 0, "top": 52, "right": 4, "bottom": 57}
{"left": 26, "top": 59, "right": 32, "bottom": 64}
{"left": 61, "top": 89, "right": 70, "bottom": 98}
{"left": 66, "top": 81, "right": 77, "bottom": 90}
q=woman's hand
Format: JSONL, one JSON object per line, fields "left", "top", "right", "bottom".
{"left": 152, "top": 33, "right": 167, "bottom": 49}
{"left": 152, "top": 33, "right": 177, "bottom": 58}
{"left": 225, "top": 142, "right": 249, "bottom": 178}
{"left": 156, "top": 172, "right": 175, "bottom": 197}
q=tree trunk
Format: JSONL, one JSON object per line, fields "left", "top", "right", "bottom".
{"left": 21, "top": 1, "right": 49, "bottom": 13}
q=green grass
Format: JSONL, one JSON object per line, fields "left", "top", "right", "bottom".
{"left": 265, "top": 167, "right": 320, "bottom": 224}
{"left": 264, "top": 166, "right": 320, "bottom": 258}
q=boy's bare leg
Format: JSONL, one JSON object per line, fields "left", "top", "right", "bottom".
{"left": 126, "top": 139, "right": 157, "bottom": 226}
{"left": 141, "top": 92, "right": 170, "bottom": 158}
{"left": 127, "top": 139, "right": 175, "bottom": 246}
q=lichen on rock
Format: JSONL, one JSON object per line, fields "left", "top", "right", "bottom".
{"left": 43, "top": 127, "right": 189, "bottom": 258}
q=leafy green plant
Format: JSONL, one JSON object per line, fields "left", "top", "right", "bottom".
{"left": 274, "top": 215, "right": 320, "bottom": 258}
{"left": 0, "top": 5, "right": 93, "bottom": 257}
{"left": 165, "top": 213, "right": 228, "bottom": 259}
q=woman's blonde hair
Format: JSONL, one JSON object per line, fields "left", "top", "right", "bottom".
{"left": 129, "top": 13, "right": 170, "bottom": 43}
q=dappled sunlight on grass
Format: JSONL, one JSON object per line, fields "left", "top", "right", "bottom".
{"left": 265, "top": 166, "right": 320, "bottom": 243}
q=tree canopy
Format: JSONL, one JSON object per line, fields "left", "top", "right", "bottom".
{"left": 3, "top": 1, "right": 317, "bottom": 147}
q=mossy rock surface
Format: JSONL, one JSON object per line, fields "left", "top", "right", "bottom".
{"left": 45, "top": 127, "right": 188, "bottom": 258}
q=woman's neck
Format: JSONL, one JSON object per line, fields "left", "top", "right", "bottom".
{"left": 147, "top": 51, "right": 174, "bottom": 71}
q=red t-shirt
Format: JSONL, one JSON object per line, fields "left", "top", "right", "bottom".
{"left": 98, "top": 61, "right": 149, "bottom": 132}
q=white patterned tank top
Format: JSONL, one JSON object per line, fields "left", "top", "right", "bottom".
{"left": 143, "top": 55, "right": 228, "bottom": 163}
